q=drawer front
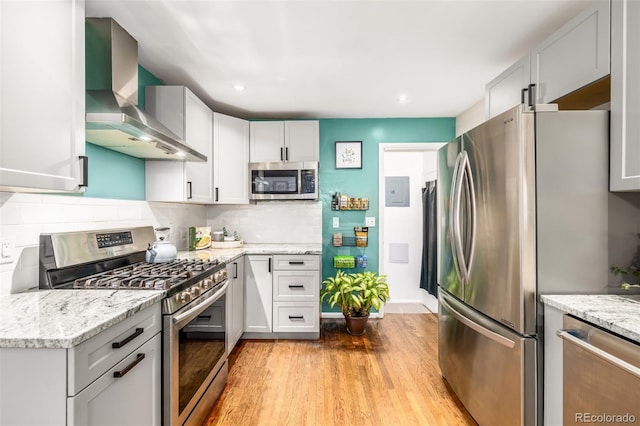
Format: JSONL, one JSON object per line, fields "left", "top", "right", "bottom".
{"left": 273, "top": 271, "right": 319, "bottom": 301}
{"left": 273, "top": 302, "right": 319, "bottom": 332}
{"left": 67, "top": 333, "right": 161, "bottom": 426}
{"left": 272, "top": 254, "right": 319, "bottom": 271}
{"left": 68, "top": 303, "right": 162, "bottom": 395}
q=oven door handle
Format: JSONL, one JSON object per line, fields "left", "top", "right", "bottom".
{"left": 556, "top": 329, "right": 640, "bottom": 379}
{"left": 172, "top": 280, "right": 230, "bottom": 329}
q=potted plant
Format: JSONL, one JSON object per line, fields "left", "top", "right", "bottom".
{"left": 320, "top": 270, "right": 390, "bottom": 335}
{"left": 611, "top": 233, "right": 640, "bottom": 290}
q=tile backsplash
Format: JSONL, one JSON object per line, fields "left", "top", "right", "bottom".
{"left": 0, "top": 192, "right": 206, "bottom": 294}
{"left": 207, "top": 201, "right": 322, "bottom": 244}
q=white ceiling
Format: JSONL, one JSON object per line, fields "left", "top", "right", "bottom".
{"left": 85, "top": 0, "right": 591, "bottom": 119}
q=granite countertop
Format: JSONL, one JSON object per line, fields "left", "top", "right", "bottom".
{"left": 178, "top": 243, "right": 323, "bottom": 263}
{"left": 0, "top": 290, "right": 164, "bottom": 349}
{"left": 0, "top": 243, "right": 320, "bottom": 350}
{"left": 541, "top": 294, "right": 640, "bottom": 343}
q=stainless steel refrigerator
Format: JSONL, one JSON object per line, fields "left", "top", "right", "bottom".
{"left": 437, "top": 104, "right": 610, "bottom": 426}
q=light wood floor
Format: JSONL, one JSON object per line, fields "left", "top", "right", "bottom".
{"left": 204, "top": 314, "right": 476, "bottom": 426}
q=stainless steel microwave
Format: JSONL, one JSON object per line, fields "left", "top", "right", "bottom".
{"left": 249, "top": 161, "right": 318, "bottom": 200}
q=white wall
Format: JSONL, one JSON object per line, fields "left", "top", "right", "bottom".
{"left": 381, "top": 150, "right": 437, "bottom": 302}
{"left": 0, "top": 192, "right": 206, "bottom": 294}
{"left": 206, "top": 201, "right": 322, "bottom": 244}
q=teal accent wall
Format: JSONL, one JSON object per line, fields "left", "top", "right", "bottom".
{"left": 83, "top": 65, "right": 163, "bottom": 199}
{"left": 83, "top": 143, "right": 146, "bottom": 199}
{"left": 319, "top": 118, "right": 455, "bottom": 312}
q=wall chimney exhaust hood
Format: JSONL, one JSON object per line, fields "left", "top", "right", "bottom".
{"left": 85, "top": 18, "right": 206, "bottom": 162}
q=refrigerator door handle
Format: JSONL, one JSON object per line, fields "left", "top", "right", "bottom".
{"left": 441, "top": 294, "right": 516, "bottom": 349}
{"left": 463, "top": 155, "right": 477, "bottom": 280}
{"left": 449, "top": 152, "right": 467, "bottom": 284}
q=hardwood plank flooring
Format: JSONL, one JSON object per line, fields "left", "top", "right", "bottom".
{"left": 204, "top": 314, "right": 476, "bottom": 426}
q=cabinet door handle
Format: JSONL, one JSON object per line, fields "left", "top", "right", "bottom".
{"left": 288, "top": 315, "right": 304, "bottom": 320}
{"left": 288, "top": 284, "right": 304, "bottom": 289}
{"left": 280, "top": 147, "right": 284, "bottom": 161}
{"left": 112, "top": 328, "right": 144, "bottom": 349}
{"left": 527, "top": 83, "right": 536, "bottom": 107}
{"left": 78, "top": 155, "right": 89, "bottom": 188}
{"left": 285, "top": 147, "right": 289, "bottom": 161}
{"left": 187, "top": 181, "right": 193, "bottom": 200}
{"left": 215, "top": 187, "right": 219, "bottom": 202}
{"left": 288, "top": 261, "right": 304, "bottom": 265}
{"left": 234, "top": 262, "right": 238, "bottom": 279}
{"left": 521, "top": 87, "right": 528, "bottom": 105}
{"left": 113, "top": 353, "right": 145, "bottom": 378}
{"left": 268, "top": 257, "right": 272, "bottom": 273}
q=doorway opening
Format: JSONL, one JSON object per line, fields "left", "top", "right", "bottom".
{"left": 378, "top": 143, "right": 445, "bottom": 315}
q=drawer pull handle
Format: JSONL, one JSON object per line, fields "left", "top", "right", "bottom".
{"left": 288, "top": 261, "right": 304, "bottom": 265}
{"left": 197, "top": 315, "right": 212, "bottom": 320}
{"left": 288, "top": 284, "right": 305, "bottom": 289}
{"left": 112, "top": 328, "right": 144, "bottom": 349}
{"left": 288, "top": 315, "right": 304, "bottom": 320}
{"left": 113, "top": 353, "right": 145, "bottom": 378}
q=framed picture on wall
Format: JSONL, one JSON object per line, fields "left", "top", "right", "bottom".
{"left": 335, "top": 141, "right": 362, "bottom": 169}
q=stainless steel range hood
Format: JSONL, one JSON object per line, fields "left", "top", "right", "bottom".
{"left": 85, "top": 18, "right": 206, "bottom": 162}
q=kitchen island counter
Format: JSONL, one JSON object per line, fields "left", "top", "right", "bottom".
{"left": 0, "top": 290, "right": 163, "bottom": 349}
{"left": 541, "top": 294, "right": 640, "bottom": 343}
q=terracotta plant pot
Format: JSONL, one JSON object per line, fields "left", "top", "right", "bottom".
{"left": 345, "top": 314, "right": 369, "bottom": 336}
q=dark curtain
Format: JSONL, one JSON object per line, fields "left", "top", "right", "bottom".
{"left": 420, "top": 180, "right": 438, "bottom": 296}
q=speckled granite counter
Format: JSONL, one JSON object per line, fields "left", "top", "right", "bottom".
{"left": 541, "top": 294, "right": 640, "bottom": 343}
{"left": 178, "top": 243, "right": 322, "bottom": 263}
{"left": 0, "top": 290, "right": 164, "bottom": 349}
{"left": 0, "top": 244, "right": 320, "bottom": 350}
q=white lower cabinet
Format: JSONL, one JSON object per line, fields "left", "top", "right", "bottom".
{"left": 243, "top": 254, "right": 320, "bottom": 339}
{"left": 227, "top": 257, "right": 245, "bottom": 352}
{"left": 67, "top": 333, "right": 161, "bottom": 426}
{"left": 244, "top": 255, "right": 273, "bottom": 333}
{"left": 0, "top": 303, "right": 162, "bottom": 425}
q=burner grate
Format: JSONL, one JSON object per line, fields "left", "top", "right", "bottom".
{"left": 72, "top": 259, "right": 219, "bottom": 290}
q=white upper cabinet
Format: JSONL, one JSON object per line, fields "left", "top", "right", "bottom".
{"left": 284, "top": 121, "right": 319, "bottom": 162}
{"left": 485, "top": 55, "right": 532, "bottom": 119}
{"left": 610, "top": 0, "right": 640, "bottom": 191}
{"left": 485, "top": 0, "right": 610, "bottom": 119}
{"left": 532, "top": 0, "right": 610, "bottom": 104}
{"left": 145, "top": 86, "right": 213, "bottom": 203}
{"left": 213, "top": 113, "right": 250, "bottom": 204}
{"left": 0, "top": 0, "right": 86, "bottom": 192}
{"left": 250, "top": 121, "right": 319, "bottom": 163}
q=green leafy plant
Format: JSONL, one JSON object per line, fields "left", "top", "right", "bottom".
{"left": 320, "top": 270, "right": 390, "bottom": 317}
{"left": 611, "top": 233, "right": 640, "bottom": 290}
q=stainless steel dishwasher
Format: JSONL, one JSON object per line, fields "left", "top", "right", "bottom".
{"left": 557, "top": 315, "right": 640, "bottom": 425}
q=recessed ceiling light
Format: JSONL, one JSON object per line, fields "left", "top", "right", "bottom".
{"left": 396, "top": 94, "right": 409, "bottom": 104}
{"left": 233, "top": 84, "right": 246, "bottom": 92}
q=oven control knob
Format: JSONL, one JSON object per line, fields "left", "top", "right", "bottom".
{"left": 220, "top": 269, "right": 228, "bottom": 281}
{"left": 202, "top": 278, "right": 213, "bottom": 290}
{"left": 190, "top": 287, "right": 201, "bottom": 298}
{"left": 180, "top": 291, "right": 192, "bottom": 304}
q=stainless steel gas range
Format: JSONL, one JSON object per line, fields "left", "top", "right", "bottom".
{"left": 39, "top": 226, "right": 229, "bottom": 426}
